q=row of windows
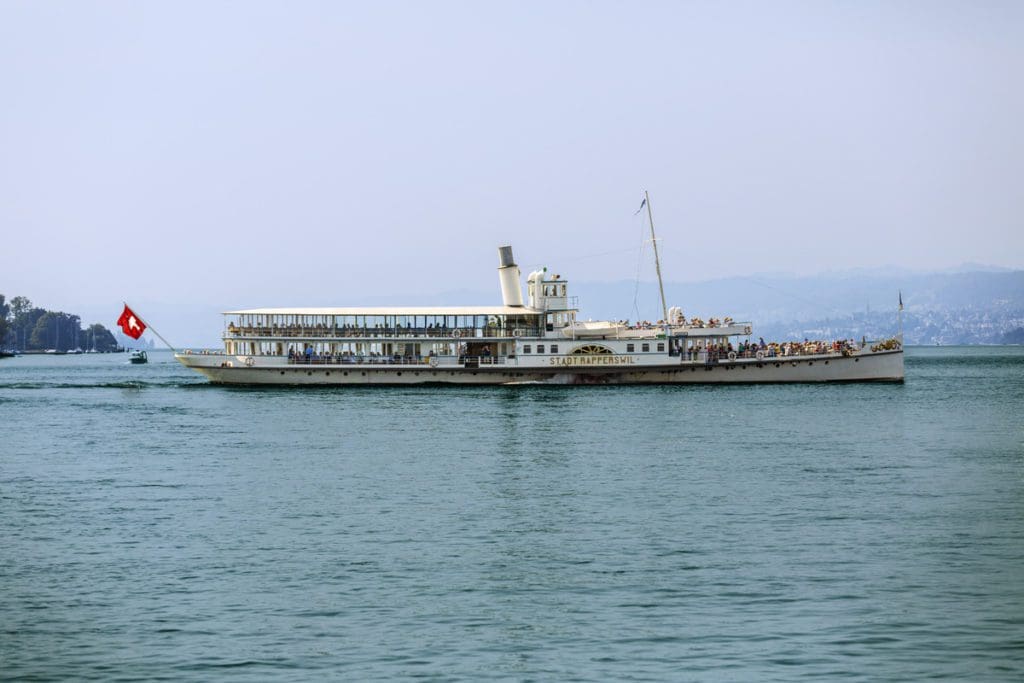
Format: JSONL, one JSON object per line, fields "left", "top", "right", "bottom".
{"left": 626, "top": 343, "right": 664, "bottom": 353}
{"left": 522, "top": 344, "right": 558, "bottom": 354}
{"left": 520, "top": 342, "right": 666, "bottom": 354}
{"left": 228, "top": 314, "right": 541, "bottom": 330}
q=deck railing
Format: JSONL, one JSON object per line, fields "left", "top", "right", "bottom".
{"left": 680, "top": 347, "right": 862, "bottom": 364}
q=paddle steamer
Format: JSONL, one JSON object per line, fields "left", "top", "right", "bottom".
{"left": 175, "top": 244, "right": 904, "bottom": 385}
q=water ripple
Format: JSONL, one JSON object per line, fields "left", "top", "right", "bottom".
{"left": 1, "top": 348, "right": 1022, "bottom": 680}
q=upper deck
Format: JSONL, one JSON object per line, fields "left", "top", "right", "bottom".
{"left": 223, "top": 307, "right": 549, "bottom": 342}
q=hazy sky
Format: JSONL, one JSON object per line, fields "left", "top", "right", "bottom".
{"left": 2, "top": 1, "right": 1022, "bottom": 344}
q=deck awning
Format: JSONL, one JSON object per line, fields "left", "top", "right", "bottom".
{"left": 223, "top": 306, "right": 543, "bottom": 316}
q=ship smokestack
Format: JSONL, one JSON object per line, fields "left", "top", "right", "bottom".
{"left": 497, "top": 246, "right": 524, "bottom": 307}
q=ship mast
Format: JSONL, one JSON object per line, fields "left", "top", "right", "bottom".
{"left": 644, "top": 190, "right": 669, "bottom": 324}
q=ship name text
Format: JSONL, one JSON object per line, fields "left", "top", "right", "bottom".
{"left": 549, "top": 355, "right": 637, "bottom": 366}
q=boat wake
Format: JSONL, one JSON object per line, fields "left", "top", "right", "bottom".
{"left": 0, "top": 380, "right": 207, "bottom": 390}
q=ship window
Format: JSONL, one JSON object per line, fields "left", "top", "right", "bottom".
{"left": 537, "top": 345, "right": 545, "bottom": 354}
{"left": 627, "top": 343, "right": 635, "bottom": 352}
{"left": 657, "top": 343, "right": 665, "bottom": 352}
{"left": 642, "top": 343, "right": 650, "bottom": 352}
{"left": 523, "top": 345, "right": 531, "bottom": 354}
{"left": 550, "top": 344, "right": 558, "bottom": 353}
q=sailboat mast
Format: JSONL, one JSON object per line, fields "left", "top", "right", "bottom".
{"left": 644, "top": 190, "right": 669, "bottom": 323}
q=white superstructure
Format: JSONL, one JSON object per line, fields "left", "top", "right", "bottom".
{"left": 175, "top": 246, "right": 904, "bottom": 385}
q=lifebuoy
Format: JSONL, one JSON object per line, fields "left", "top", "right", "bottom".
{"left": 744, "top": 326, "right": 752, "bottom": 335}
{"left": 728, "top": 351, "right": 737, "bottom": 361}
{"left": 513, "top": 329, "right": 523, "bottom": 337}
{"left": 452, "top": 329, "right": 462, "bottom": 338}
{"left": 429, "top": 356, "right": 439, "bottom": 368}
{"left": 755, "top": 350, "right": 764, "bottom": 360}
{"left": 244, "top": 356, "right": 256, "bottom": 367}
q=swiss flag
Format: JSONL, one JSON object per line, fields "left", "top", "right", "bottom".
{"left": 117, "top": 305, "right": 147, "bottom": 340}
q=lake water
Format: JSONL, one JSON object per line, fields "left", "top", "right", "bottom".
{"left": 1, "top": 347, "right": 1022, "bottom": 681}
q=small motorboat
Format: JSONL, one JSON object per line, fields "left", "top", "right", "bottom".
{"left": 129, "top": 350, "right": 148, "bottom": 364}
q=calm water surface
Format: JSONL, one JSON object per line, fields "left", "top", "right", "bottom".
{"left": 1, "top": 347, "right": 1022, "bottom": 681}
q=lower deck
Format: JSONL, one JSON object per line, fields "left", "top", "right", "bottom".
{"left": 176, "top": 348, "right": 904, "bottom": 385}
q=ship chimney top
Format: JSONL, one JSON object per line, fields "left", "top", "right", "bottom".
{"left": 496, "top": 246, "right": 524, "bottom": 307}
{"left": 498, "top": 245, "right": 516, "bottom": 268}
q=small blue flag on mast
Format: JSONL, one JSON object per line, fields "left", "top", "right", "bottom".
{"left": 633, "top": 197, "right": 647, "bottom": 215}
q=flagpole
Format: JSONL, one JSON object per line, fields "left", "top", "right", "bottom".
{"left": 897, "top": 291, "right": 904, "bottom": 343}
{"left": 124, "top": 301, "right": 177, "bottom": 353}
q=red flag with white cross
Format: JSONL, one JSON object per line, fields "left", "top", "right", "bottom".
{"left": 117, "top": 304, "right": 147, "bottom": 340}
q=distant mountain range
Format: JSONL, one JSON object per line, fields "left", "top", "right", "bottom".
{"left": 166, "top": 267, "right": 1024, "bottom": 347}
{"left": 572, "top": 270, "right": 1020, "bottom": 319}
{"left": 406, "top": 268, "right": 1024, "bottom": 346}
{"left": 568, "top": 269, "right": 1024, "bottom": 345}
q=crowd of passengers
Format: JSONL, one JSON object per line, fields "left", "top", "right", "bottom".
{"left": 619, "top": 316, "right": 737, "bottom": 329}
{"left": 285, "top": 346, "right": 496, "bottom": 364}
{"left": 286, "top": 348, "right": 425, "bottom": 364}
{"left": 230, "top": 323, "right": 524, "bottom": 338}
{"left": 680, "top": 338, "right": 860, "bottom": 362}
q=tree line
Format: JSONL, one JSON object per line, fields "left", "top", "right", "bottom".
{"left": 0, "top": 295, "right": 120, "bottom": 352}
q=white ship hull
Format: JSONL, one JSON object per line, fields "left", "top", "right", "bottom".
{"left": 175, "top": 348, "right": 903, "bottom": 385}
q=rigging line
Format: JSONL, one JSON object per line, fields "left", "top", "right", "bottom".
{"left": 632, "top": 211, "right": 648, "bottom": 322}
{"left": 721, "top": 271, "right": 853, "bottom": 318}
{"left": 662, "top": 244, "right": 850, "bottom": 317}
{"left": 518, "top": 246, "right": 648, "bottom": 273}
{"left": 742, "top": 280, "right": 852, "bottom": 320}
{"left": 734, "top": 276, "right": 832, "bottom": 311}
